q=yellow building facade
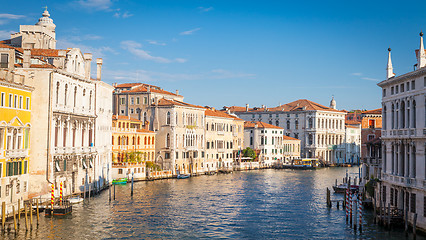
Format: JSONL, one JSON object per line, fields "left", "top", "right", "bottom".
{"left": 111, "top": 115, "right": 156, "bottom": 180}
{"left": 0, "top": 71, "right": 33, "bottom": 205}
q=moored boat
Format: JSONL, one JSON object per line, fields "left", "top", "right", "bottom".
{"left": 112, "top": 178, "right": 128, "bottom": 184}
{"left": 177, "top": 174, "right": 190, "bottom": 179}
{"left": 67, "top": 196, "right": 84, "bottom": 204}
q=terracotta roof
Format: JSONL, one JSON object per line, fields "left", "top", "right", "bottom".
{"left": 112, "top": 115, "right": 142, "bottom": 122}
{"left": 121, "top": 85, "right": 181, "bottom": 96}
{"left": 362, "top": 108, "right": 382, "bottom": 115}
{"left": 345, "top": 119, "right": 361, "bottom": 125}
{"left": 282, "top": 135, "right": 300, "bottom": 141}
{"left": 223, "top": 106, "right": 248, "bottom": 112}
{"left": 136, "top": 129, "right": 155, "bottom": 133}
{"left": 29, "top": 64, "right": 55, "bottom": 69}
{"left": 205, "top": 108, "right": 243, "bottom": 120}
{"left": 231, "top": 99, "right": 345, "bottom": 113}
{"left": 244, "top": 121, "right": 283, "bottom": 129}
{"left": 157, "top": 98, "right": 205, "bottom": 109}
{"left": 0, "top": 43, "right": 14, "bottom": 49}
{"left": 115, "top": 83, "right": 142, "bottom": 88}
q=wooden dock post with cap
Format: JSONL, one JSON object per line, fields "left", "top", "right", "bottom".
{"left": 36, "top": 199, "right": 40, "bottom": 226}
{"left": 2, "top": 201, "right": 5, "bottom": 231}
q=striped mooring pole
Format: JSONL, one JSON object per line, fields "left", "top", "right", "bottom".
{"left": 349, "top": 192, "right": 353, "bottom": 226}
{"left": 358, "top": 193, "right": 363, "bottom": 232}
{"left": 51, "top": 183, "right": 54, "bottom": 208}
{"left": 60, "top": 182, "right": 63, "bottom": 206}
{"left": 345, "top": 188, "right": 349, "bottom": 223}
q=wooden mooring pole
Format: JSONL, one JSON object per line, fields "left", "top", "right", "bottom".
{"left": 30, "top": 203, "right": 33, "bottom": 229}
{"left": 2, "top": 201, "right": 5, "bottom": 231}
{"left": 12, "top": 205, "right": 17, "bottom": 233}
{"left": 109, "top": 183, "right": 111, "bottom": 202}
{"left": 24, "top": 204, "right": 28, "bottom": 231}
{"left": 36, "top": 199, "right": 39, "bottom": 226}
{"left": 18, "top": 199, "right": 21, "bottom": 222}
{"left": 113, "top": 184, "right": 116, "bottom": 200}
{"left": 413, "top": 213, "right": 417, "bottom": 237}
{"left": 131, "top": 173, "right": 134, "bottom": 197}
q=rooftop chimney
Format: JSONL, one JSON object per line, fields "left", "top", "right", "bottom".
{"left": 246, "top": 103, "right": 249, "bottom": 112}
{"left": 84, "top": 53, "right": 92, "bottom": 80}
{"left": 176, "top": 89, "right": 179, "bottom": 95}
{"left": 23, "top": 49, "right": 31, "bottom": 68}
{"left": 96, "top": 58, "right": 103, "bottom": 81}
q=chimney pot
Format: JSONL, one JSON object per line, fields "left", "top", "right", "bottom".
{"left": 96, "top": 58, "right": 103, "bottom": 81}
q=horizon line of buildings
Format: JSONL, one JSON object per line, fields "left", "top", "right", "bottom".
{"left": 0, "top": 9, "right": 378, "bottom": 216}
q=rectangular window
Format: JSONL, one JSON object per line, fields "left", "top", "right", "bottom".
{"left": 136, "top": 97, "right": 140, "bottom": 104}
{"left": 25, "top": 97, "right": 30, "bottom": 110}
{"left": 400, "top": 84, "right": 404, "bottom": 92}
{"left": 382, "top": 89, "right": 386, "bottom": 97}
{"left": 120, "top": 98, "right": 125, "bottom": 105}
{"left": 411, "top": 193, "right": 416, "bottom": 213}
{"left": 390, "top": 188, "right": 394, "bottom": 205}
{"left": 0, "top": 53, "right": 8, "bottom": 68}
{"left": 412, "top": 80, "right": 415, "bottom": 90}
{"left": 395, "top": 85, "right": 399, "bottom": 94}
{"left": 165, "top": 152, "right": 170, "bottom": 159}
{"left": 19, "top": 96, "right": 23, "bottom": 109}
{"left": 382, "top": 186, "right": 387, "bottom": 203}
{"left": 118, "top": 169, "right": 123, "bottom": 174}
{"left": 176, "top": 152, "right": 179, "bottom": 159}
{"left": 144, "top": 97, "right": 148, "bottom": 104}
{"left": 0, "top": 92, "right": 4, "bottom": 106}
{"left": 24, "top": 161, "right": 27, "bottom": 174}
{"left": 391, "top": 87, "right": 394, "bottom": 95}
{"left": 8, "top": 94, "right": 12, "bottom": 107}
{"left": 131, "top": 97, "right": 134, "bottom": 105}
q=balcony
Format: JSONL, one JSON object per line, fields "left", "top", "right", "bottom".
{"left": 5, "top": 149, "right": 28, "bottom": 158}
{"left": 365, "top": 157, "right": 381, "bottom": 166}
{"left": 382, "top": 173, "right": 418, "bottom": 188}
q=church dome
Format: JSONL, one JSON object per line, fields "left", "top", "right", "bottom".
{"left": 36, "top": 9, "right": 56, "bottom": 28}
{"left": 330, "top": 96, "right": 336, "bottom": 109}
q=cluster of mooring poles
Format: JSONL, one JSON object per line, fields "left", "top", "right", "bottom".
{"left": 327, "top": 177, "right": 363, "bottom": 233}
{"left": 108, "top": 172, "right": 135, "bottom": 202}
{"left": 1, "top": 198, "right": 41, "bottom": 234}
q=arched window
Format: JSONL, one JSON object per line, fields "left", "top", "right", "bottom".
{"left": 147, "top": 136, "right": 150, "bottom": 145}
{"left": 118, "top": 136, "right": 121, "bottom": 145}
{"left": 295, "top": 120, "right": 299, "bottom": 129}
{"left": 383, "top": 106, "right": 387, "bottom": 130}
{"left": 401, "top": 101, "right": 405, "bottom": 128}
{"left": 391, "top": 104, "right": 395, "bottom": 129}
{"left": 74, "top": 86, "right": 77, "bottom": 107}
{"left": 64, "top": 84, "right": 68, "bottom": 106}
{"left": 413, "top": 100, "right": 416, "bottom": 128}
{"left": 89, "top": 91, "right": 92, "bottom": 110}
{"left": 112, "top": 136, "right": 114, "bottom": 145}
{"left": 286, "top": 120, "right": 290, "bottom": 129}
{"left": 308, "top": 134, "right": 313, "bottom": 145}
{"left": 132, "top": 137, "right": 135, "bottom": 145}
{"left": 308, "top": 118, "right": 313, "bottom": 128}
{"left": 167, "top": 112, "right": 171, "bottom": 125}
{"left": 276, "top": 120, "right": 279, "bottom": 126}
{"left": 143, "top": 112, "right": 147, "bottom": 123}
{"left": 261, "top": 136, "right": 264, "bottom": 145}
{"left": 138, "top": 137, "right": 140, "bottom": 145}
{"left": 152, "top": 136, "right": 154, "bottom": 144}
{"left": 412, "top": 145, "right": 416, "bottom": 178}
{"left": 166, "top": 133, "right": 170, "bottom": 147}
{"left": 56, "top": 82, "right": 60, "bottom": 104}
{"left": 144, "top": 136, "right": 147, "bottom": 145}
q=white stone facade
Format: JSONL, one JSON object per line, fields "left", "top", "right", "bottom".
{"left": 378, "top": 33, "right": 426, "bottom": 231}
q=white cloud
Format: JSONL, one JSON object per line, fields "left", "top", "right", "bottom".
{"left": 0, "top": 14, "right": 25, "bottom": 19}
{"left": 361, "top": 77, "right": 380, "bottom": 81}
{"left": 113, "top": 10, "right": 133, "bottom": 18}
{"left": 0, "top": 30, "right": 14, "bottom": 40}
{"left": 147, "top": 40, "right": 166, "bottom": 46}
{"left": 103, "top": 68, "right": 255, "bottom": 83}
{"left": 121, "top": 40, "right": 186, "bottom": 63}
{"left": 351, "top": 72, "right": 362, "bottom": 76}
{"left": 57, "top": 38, "right": 116, "bottom": 58}
{"left": 198, "top": 7, "right": 214, "bottom": 13}
{"left": 180, "top": 28, "right": 201, "bottom": 36}
{"left": 77, "top": 0, "right": 113, "bottom": 11}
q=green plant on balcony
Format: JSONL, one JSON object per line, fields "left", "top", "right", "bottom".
{"left": 146, "top": 161, "right": 162, "bottom": 171}
{"left": 186, "top": 124, "right": 197, "bottom": 129}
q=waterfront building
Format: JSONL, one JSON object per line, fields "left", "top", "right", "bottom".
{"left": 377, "top": 33, "right": 426, "bottom": 231}
{"left": 113, "top": 83, "right": 183, "bottom": 129}
{"left": 154, "top": 98, "right": 206, "bottom": 175}
{"left": 111, "top": 115, "right": 155, "bottom": 181}
{"left": 205, "top": 108, "right": 244, "bottom": 172}
{"left": 282, "top": 135, "right": 301, "bottom": 163}
{"left": 243, "top": 121, "right": 284, "bottom": 167}
{"left": 226, "top": 98, "right": 346, "bottom": 163}
{"left": 343, "top": 123, "right": 361, "bottom": 164}
{"left": 0, "top": 9, "right": 113, "bottom": 198}
{"left": 360, "top": 109, "right": 382, "bottom": 161}
{"left": 0, "top": 70, "right": 33, "bottom": 205}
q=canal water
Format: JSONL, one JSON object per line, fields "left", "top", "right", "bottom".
{"left": 1, "top": 167, "right": 424, "bottom": 239}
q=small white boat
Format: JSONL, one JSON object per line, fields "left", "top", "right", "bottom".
{"left": 67, "top": 197, "right": 83, "bottom": 204}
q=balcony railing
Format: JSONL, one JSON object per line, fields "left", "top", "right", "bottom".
{"left": 5, "top": 149, "right": 28, "bottom": 158}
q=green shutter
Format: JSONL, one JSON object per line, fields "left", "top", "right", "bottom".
{"left": 24, "top": 161, "right": 28, "bottom": 174}
{"left": 24, "top": 129, "right": 29, "bottom": 149}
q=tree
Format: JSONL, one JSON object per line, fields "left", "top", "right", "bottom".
{"left": 242, "top": 147, "right": 257, "bottom": 161}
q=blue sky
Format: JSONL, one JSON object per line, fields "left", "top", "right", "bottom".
{"left": 1, "top": 0, "right": 426, "bottom": 111}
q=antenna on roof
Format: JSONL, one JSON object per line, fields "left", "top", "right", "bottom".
{"left": 43, "top": 6, "right": 48, "bottom": 11}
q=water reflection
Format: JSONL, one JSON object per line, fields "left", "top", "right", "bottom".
{"left": 1, "top": 167, "right": 424, "bottom": 239}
